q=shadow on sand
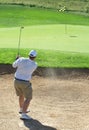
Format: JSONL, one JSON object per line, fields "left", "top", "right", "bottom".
{"left": 22, "top": 118, "right": 57, "bottom": 130}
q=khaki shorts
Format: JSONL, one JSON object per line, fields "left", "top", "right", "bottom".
{"left": 14, "top": 79, "right": 32, "bottom": 100}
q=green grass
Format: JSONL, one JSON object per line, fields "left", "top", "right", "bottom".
{"left": 0, "top": 5, "right": 89, "bottom": 28}
{"left": 1, "top": 48, "right": 89, "bottom": 68}
{"left": 0, "top": 5, "right": 89, "bottom": 68}
{"left": 0, "top": 25, "right": 89, "bottom": 53}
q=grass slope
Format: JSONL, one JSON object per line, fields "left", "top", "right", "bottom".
{"left": 0, "top": 5, "right": 89, "bottom": 28}
{"left": 1, "top": 48, "right": 89, "bottom": 68}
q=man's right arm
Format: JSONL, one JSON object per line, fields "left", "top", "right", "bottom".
{"left": 12, "top": 60, "right": 18, "bottom": 68}
{"left": 12, "top": 56, "right": 20, "bottom": 68}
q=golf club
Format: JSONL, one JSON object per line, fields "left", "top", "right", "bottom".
{"left": 17, "top": 26, "right": 24, "bottom": 56}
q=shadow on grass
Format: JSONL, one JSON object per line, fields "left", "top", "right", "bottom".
{"left": 22, "top": 118, "right": 57, "bottom": 130}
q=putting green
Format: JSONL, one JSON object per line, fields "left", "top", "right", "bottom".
{"left": 0, "top": 24, "right": 89, "bottom": 53}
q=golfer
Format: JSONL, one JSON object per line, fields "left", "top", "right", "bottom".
{"left": 12, "top": 50, "right": 37, "bottom": 120}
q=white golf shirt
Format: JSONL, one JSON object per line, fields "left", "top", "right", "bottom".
{"left": 12, "top": 57, "right": 37, "bottom": 81}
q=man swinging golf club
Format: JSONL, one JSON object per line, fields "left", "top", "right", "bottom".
{"left": 12, "top": 50, "right": 37, "bottom": 120}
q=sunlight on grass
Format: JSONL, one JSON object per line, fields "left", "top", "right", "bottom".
{"left": 0, "top": 24, "right": 89, "bottom": 53}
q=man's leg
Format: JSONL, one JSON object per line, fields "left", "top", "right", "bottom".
{"left": 19, "top": 95, "right": 24, "bottom": 112}
{"left": 22, "top": 82, "right": 32, "bottom": 113}
{"left": 22, "top": 98, "right": 31, "bottom": 113}
{"left": 20, "top": 98, "right": 32, "bottom": 119}
{"left": 20, "top": 82, "right": 32, "bottom": 119}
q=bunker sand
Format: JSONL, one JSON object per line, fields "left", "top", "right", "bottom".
{"left": 0, "top": 73, "right": 89, "bottom": 130}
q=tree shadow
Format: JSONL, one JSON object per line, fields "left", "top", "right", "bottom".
{"left": 22, "top": 118, "right": 57, "bottom": 130}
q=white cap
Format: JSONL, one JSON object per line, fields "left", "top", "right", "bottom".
{"left": 29, "top": 50, "right": 37, "bottom": 57}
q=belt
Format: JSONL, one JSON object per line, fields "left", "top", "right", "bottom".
{"left": 15, "top": 77, "right": 29, "bottom": 82}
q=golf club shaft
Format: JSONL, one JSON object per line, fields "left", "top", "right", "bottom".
{"left": 18, "top": 27, "right": 24, "bottom": 56}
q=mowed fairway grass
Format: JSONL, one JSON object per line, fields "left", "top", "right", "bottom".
{"left": 0, "top": 5, "right": 89, "bottom": 68}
